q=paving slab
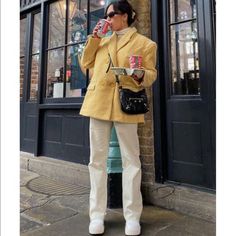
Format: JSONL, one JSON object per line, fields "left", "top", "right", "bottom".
{"left": 53, "top": 194, "right": 90, "bottom": 213}
{"left": 20, "top": 169, "right": 39, "bottom": 186}
{"left": 21, "top": 213, "right": 89, "bottom": 236}
{"left": 20, "top": 186, "right": 49, "bottom": 212}
{"left": 20, "top": 215, "right": 43, "bottom": 233}
{"left": 156, "top": 216, "right": 216, "bottom": 236}
{"left": 24, "top": 200, "right": 78, "bottom": 225}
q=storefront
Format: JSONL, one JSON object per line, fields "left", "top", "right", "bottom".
{"left": 20, "top": 0, "right": 216, "bottom": 193}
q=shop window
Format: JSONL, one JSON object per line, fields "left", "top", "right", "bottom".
{"left": 46, "top": 0, "right": 88, "bottom": 99}
{"left": 45, "top": 0, "right": 105, "bottom": 99}
{"left": 29, "top": 12, "right": 41, "bottom": 101}
{"left": 20, "top": 0, "right": 41, "bottom": 9}
{"left": 169, "top": 0, "right": 200, "bottom": 95}
{"left": 20, "top": 17, "right": 27, "bottom": 100}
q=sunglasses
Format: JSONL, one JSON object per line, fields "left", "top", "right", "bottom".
{"left": 104, "top": 11, "right": 120, "bottom": 19}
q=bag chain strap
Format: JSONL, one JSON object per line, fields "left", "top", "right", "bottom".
{"left": 106, "top": 53, "right": 122, "bottom": 89}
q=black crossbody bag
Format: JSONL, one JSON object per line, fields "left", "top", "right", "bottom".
{"left": 107, "top": 54, "right": 149, "bottom": 115}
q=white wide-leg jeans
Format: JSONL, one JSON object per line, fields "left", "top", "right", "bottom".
{"left": 88, "top": 118, "right": 143, "bottom": 222}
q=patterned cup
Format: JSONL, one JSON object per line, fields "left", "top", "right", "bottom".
{"left": 97, "top": 19, "right": 111, "bottom": 38}
{"left": 129, "top": 55, "right": 143, "bottom": 69}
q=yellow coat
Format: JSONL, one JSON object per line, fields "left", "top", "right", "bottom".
{"left": 79, "top": 27, "right": 157, "bottom": 123}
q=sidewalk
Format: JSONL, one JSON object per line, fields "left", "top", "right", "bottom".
{"left": 20, "top": 169, "right": 216, "bottom": 236}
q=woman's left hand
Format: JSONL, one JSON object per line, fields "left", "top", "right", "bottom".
{"left": 131, "top": 71, "right": 145, "bottom": 83}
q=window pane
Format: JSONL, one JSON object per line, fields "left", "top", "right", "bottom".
{"left": 32, "top": 13, "right": 41, "bottom": 54}
{"left": 170, "top": 21, "right": 200, "bottom": 95}
{"left": 29, "top": 55, "right": 40, "bottom": 101}
{"left": 20, "top": 18, "right": 27, "bottom": 57}
{"left": 170, "top": 0, "right": 197, "bottom": 23}
{"left": 90, "top": 0, "right": 106, "bottom": 33}
{"left": 48, "top": 0, "right": 66, "bottom": 48}
{"left": 65, "top": 45, "right": 87, "bottom": 97}
{"left": 20, "top": 57, "right": 25, "bottom": 99}
{"left": 67, "top": 0, "right": 87, "bottom": 44}
{"left": 46, "top": 48, "right": 64, "bottom": 98}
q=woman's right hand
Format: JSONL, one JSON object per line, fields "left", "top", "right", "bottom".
{"left": 92, "top": 21, "right": 102, "bottom": 38}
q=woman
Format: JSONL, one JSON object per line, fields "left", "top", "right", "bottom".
{"left": 80, "top": 0, "right": 157, "bottom": 235}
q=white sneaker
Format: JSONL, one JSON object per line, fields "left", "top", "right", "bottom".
{"left": 125, "top": 220, "right": 141, "bottom": 235}
{"left": 89, "top": 219, "right": 105, "bottom": 235}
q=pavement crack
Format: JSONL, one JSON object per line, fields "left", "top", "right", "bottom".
{"left": 44, "top": 211, "right": 80, "bottom": 226}
{"left": 53, "top": 200, "right": 79, "bottom": 213}
{"left": 20, "top": 196, "right": 55, "bottom": 214}
{"left": 155, "top": 223, "right": 173, "bottom": 234}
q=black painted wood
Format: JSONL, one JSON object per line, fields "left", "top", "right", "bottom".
{"left": 21, "top": 12, "right": 38, "bottom": 153}
{"left": 40, "top": 110, "right": 90, "bottom": 164}
{"left": 153, "top": 0, "right": 216, "bottom": 189}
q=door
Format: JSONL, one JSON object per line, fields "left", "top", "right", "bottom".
{"left": 154, "top": 0, "right": 215, "bottom": 189}
{"left": 20, "top": 10, "right": 41, "bottom": 153}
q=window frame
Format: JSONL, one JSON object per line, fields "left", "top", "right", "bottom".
{"left": 28, "top": 10, "right": 42, "bottom": 102}
{"left": 168, "top": 0, "right": 201, "bottom": 98}
{"left": 43, "top": 0, "right": 90, "bottom": 104}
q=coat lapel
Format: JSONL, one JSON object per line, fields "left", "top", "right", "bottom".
{"left": 107, "top": 27, "right": 137, "bottom": 67}
{"left": 108, "top": 32, "right": 118, "bottom": 66}
{"left": 117, "top": 27, "right": 137, "bottom": 53}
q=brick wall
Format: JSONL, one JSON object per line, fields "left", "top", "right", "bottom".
{"left": 129, "top": 0, "right": 156, "bottom": 185}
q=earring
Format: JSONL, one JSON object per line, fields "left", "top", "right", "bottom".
{"left": 122, "top": 20, "right": 126, "bottom": 27}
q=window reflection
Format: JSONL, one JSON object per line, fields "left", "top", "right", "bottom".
{"left": 32, "top": 13, "right": 41, "bottom": 54}
{"left": 20, "top": 18, "right": 27, "bottom": 57}
{"left": 67, "top": 0, "right": 87, "bottom": 43}
{"left": 170, "top": 0, "right": 197, "bottom": 23}
{"left": 20, "top": 18, "right": 27, "bottom": 99}
{"left": 48, "top": 0, "right": 66, "bottom": 48}
{"left": 20, "top": 57, "right": 25, "bottom": 99}
{"left": 30, "top": 55, "right": 40, "bottom": 100}
{"left": 29, "top": 12, "right": 41, "bottom": 101}
{"left": 90, "top": 0, "right": 106, "bottom": 33}
{"left": 45, "top": 0, "right": 105, "bottom": 99}
{"left": 170, "top": 0, "right": 200, "bottom": 95}
{"left": 66, "top": 45, "right": 86, "bottom": 97}
{"left": 46, "top": 48, "right": 64, "bottom": 98}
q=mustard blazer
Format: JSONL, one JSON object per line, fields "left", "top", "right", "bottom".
{"left": 79, "top": 27, "right": 157, "bottom": 123}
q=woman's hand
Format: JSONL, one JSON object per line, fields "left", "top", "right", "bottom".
{"left": 92, "top": 21, "right": 102, "bottom": 38}
{"left": 131, "top": 70, "right": 145, "bottom": 84}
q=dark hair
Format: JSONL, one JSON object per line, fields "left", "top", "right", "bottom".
{"left": 105, "top": 0, "right": 137, "bottom": 26}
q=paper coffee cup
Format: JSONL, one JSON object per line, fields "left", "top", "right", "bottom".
{"left": 97, "top": 19, "right": 111, "bottom": 38}
{"left": 129, "top": 55, "right": 143, "bottom": 69}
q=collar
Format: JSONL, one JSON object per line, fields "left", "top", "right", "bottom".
{"left": 115, "top": 27, "right": 132, "bottom": 37}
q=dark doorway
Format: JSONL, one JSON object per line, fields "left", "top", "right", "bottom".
{"left": 153, "top": 0, "right": 216, "bottom": 189}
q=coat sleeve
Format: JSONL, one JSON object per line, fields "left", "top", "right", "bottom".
{"left": 80, "top": 35, "right": 101, "bottom": 69}
{"left": 139, "top": 41, "right": 158, "bottom": 88}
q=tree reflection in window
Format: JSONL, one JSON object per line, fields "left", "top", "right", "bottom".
{"left": 46, "top": 0, "right": 88, "bottom": 99}
{"left": 45, "top": 0, "right": 106, "bottom": 99}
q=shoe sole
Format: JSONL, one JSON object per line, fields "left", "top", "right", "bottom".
{"left": 89, "top": 234, "right": 104, "bottom": 236}
{"left": 89, "top": 229, "right": 105, "bottom": 235}
{"left": 125, "top": 228, "right": 141, "bottom": 235}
